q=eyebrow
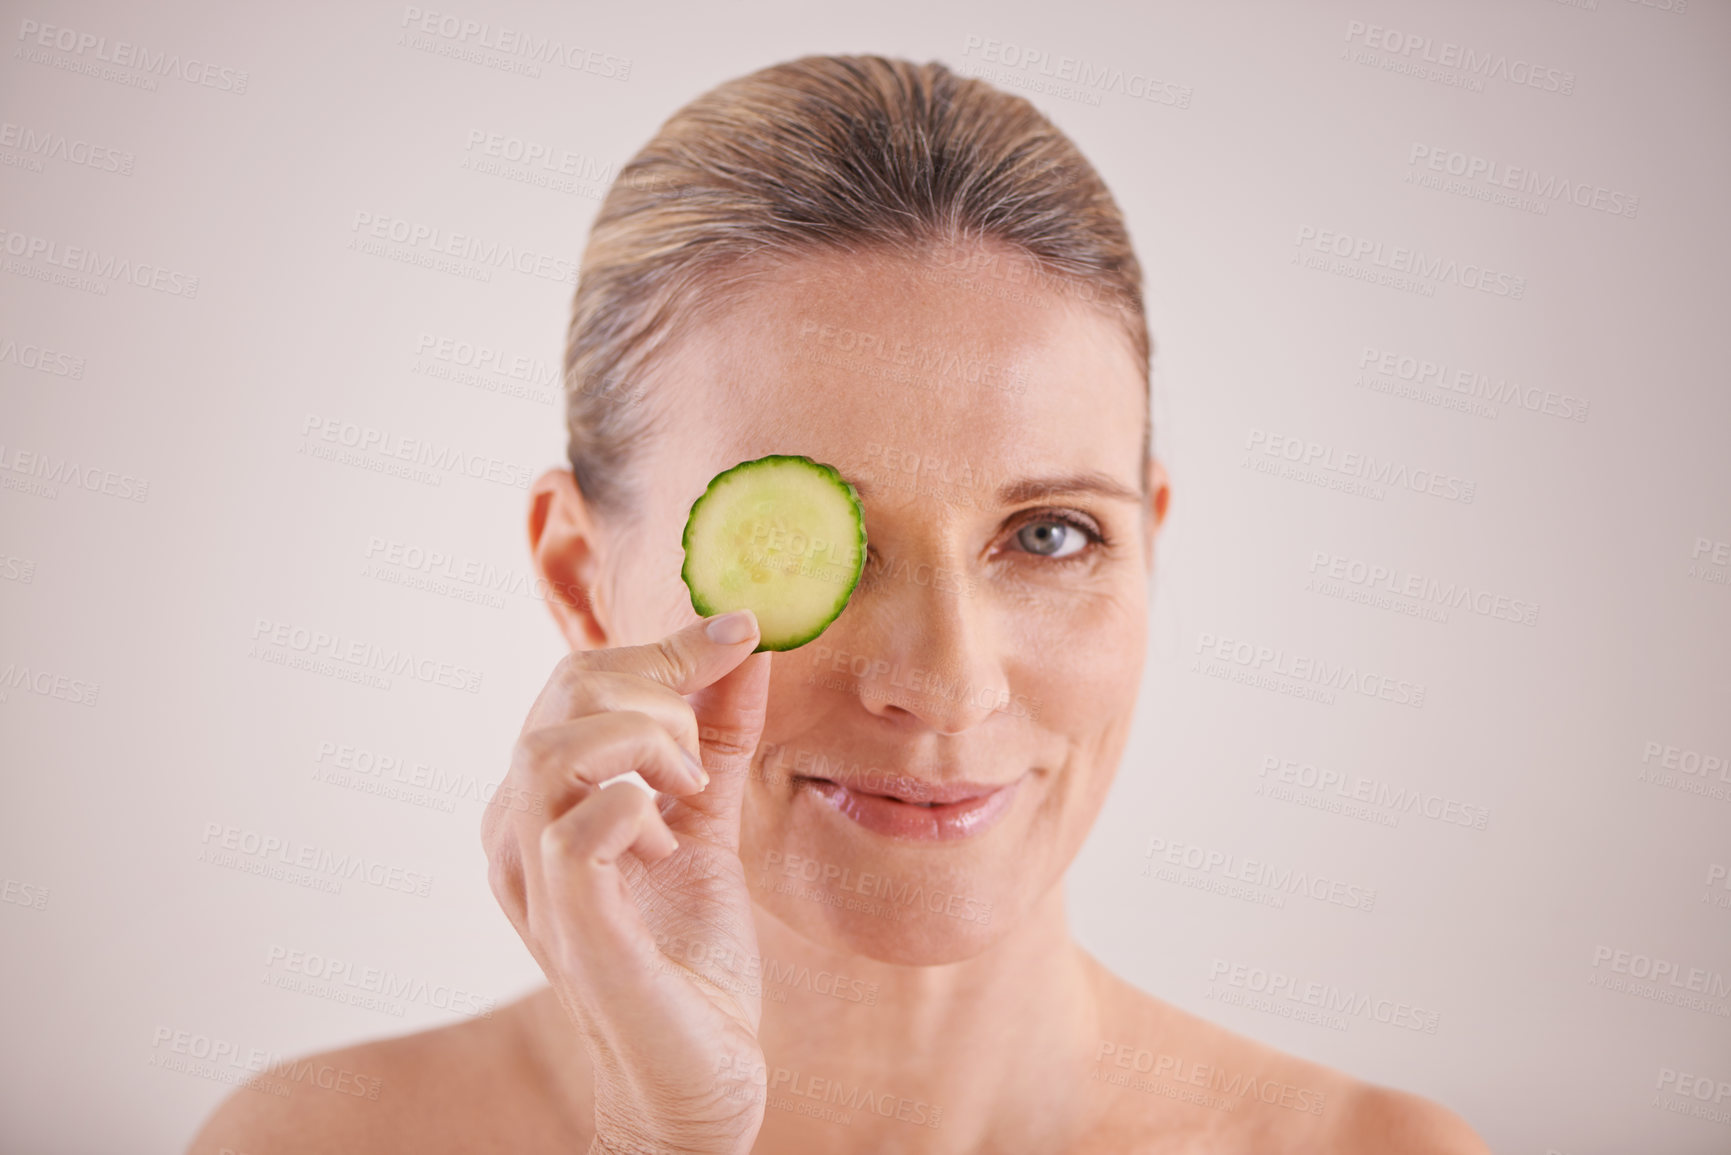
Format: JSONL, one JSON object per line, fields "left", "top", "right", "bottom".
{"left": 848, "top": 470, "right": 1142, "bottom": 505}
{"left": 997, "top": 471, "right": 1143, "bottom": 506}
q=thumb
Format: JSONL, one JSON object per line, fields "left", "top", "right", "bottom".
{"left": 607, "top": 610, "right": 766, "bottom": 848}
{"left": 685, "top": 611, "right": 770, "bottom": 767}
{"left": 593, "top": 609, "right": 762, "bottom": 696}
{"left": 681, "top": 646, "right": 771, "bottom": 846}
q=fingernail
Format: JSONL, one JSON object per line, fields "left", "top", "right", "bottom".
{"left": 704, "top": 610, "right": 757, "bottom": 645}
{"left": 680, "top": 746, "right": 710, "bottom": 789}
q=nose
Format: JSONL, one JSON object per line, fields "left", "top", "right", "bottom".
{"left": 839, "top": 547, "right": 1011, "bottom": 735}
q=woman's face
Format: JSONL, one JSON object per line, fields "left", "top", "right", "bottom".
{"left": 593, "top": 245, "right": 1167, "bottom": 965}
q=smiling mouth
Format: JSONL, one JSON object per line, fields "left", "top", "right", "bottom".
{"left": 798, "top": 777, "right": 1001, "bottom": 804}
{"left": 792, "top": 774, "right": 1023, "bottom": 840}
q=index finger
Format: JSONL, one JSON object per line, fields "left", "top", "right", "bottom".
{"left": 532, "top": 612, "right": 759, "bottom": 715}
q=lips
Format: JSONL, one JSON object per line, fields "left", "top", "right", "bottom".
{"left": 794, "top": 773, "right": 1022, "bottom": 840}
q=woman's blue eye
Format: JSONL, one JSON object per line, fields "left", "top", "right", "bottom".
{"left": 1016, "top": 520, "right": 1088, "bottom": 558}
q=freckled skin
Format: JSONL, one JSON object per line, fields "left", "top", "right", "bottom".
{"left": 187, "top": 248, "right": 1491, "bottom": 1155}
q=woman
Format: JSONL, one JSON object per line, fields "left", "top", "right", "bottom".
{"left": 193, "top": 55, "right": 1489, "bottom": 1153}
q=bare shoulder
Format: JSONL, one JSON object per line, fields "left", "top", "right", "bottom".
{"left": 185, "top": 988, "right": 586, "bottom": 1155}
{"left": 1078, "top": 955, "right": 1488, "bottom": 1154}
{"left": 1325, "top": 1082, "right": 1491, "bottom": 1155}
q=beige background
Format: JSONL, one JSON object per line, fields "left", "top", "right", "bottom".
{"left": 2, "top": 0, "right": 1728, "bottom": 1152}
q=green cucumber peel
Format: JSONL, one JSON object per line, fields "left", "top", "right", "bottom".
{"left": 680, "top": 454, "right": 868, "bottom": 653}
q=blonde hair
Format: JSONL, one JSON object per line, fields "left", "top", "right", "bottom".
{"left": 564, "top": 53, "right": 1151, "bottom": 518}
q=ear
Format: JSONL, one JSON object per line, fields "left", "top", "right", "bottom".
{"left": 527, "top": 467, "right": 610, "bottom": 651}
{"left": 1142, "top": 456, "right": 1171, "bottom": 575}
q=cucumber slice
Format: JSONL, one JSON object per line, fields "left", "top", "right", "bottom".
{"left": 681, "top": 454, "right": 867, "bottom": 652}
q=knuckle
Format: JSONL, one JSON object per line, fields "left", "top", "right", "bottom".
{"left": 485, "top": 844, "right": 519, "bottom": 906}
{"left": 673, "top": 707, "right": 702, "bottom": 751}
{"left": 539, "top": 815, "right": 585, "bottom": 862}
{"left": 513, "top": 728, "right": 555, "bottom": 774}
{"left": 512, "top": 725, "right": 587, "bottom": 786}
{"left": 697, "top": 723, "right": 756, "bottom": 759}
{"left": 646, "top": 635, "right": 699, "bottom": 685}
{"left": 550, "top": 651, "right": 595, "bottom": 697}
{"left": 615, "top": 709, "right": 683, "bottom": 759}
{"left": 479, "top": 804, "right": 506, "bottom": 858}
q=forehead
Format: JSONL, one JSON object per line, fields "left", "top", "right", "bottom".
{"left": 648, "top": 246, "right": 1146, "bottom": 501}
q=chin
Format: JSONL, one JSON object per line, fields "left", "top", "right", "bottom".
{"left": 748, "top": 864, "right": 1026, "bottom": 966}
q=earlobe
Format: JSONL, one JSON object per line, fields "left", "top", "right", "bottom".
{"left": 1142, "top": 457, "right": 1170, "bottom": 574}
{"left": 527, "top": 468, "right": 609, "bottom": 651}
{"left": 1149, "top": 459, "right": 1170, "bottom": 529}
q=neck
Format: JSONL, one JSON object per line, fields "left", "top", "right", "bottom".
{"left": 749, "top": 883, "right": 1104, "bottom": 1152}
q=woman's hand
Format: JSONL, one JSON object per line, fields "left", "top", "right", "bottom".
{"left": 482, "top": 610, "right": 773, "bottom": 1155}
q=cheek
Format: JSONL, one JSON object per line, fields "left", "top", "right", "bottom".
{"left": 622, "top": 546, "right": 704, "bottom": 641}
{"left": 1017, "top": 585, "right": 1146, "bottom": 847}
{"left": 1011, "top": 582, "right": 1147, "bottom": 728}
{"left": 761, "top": 650, "right": 840, "bottom": 739}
